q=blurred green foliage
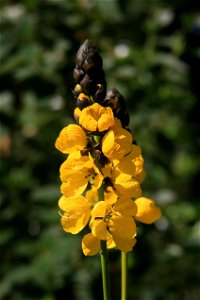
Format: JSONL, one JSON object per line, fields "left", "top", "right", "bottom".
{"left": 0, "top": 0, "right": 200, "bottom": 299}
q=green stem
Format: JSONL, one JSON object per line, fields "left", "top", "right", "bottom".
{"left": 98, "top": 186, "right": 111, "bottom": 300}
{"left": 121, "top": 252, "right": 128, "bottom": 300}
{"left": 100, "top": 240, "right": 111, "bottom": 300}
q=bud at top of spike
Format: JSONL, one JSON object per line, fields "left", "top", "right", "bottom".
{"left": 75, "top": 39, "right": 103, "bottom": 72}
{"left": 73, "top": 39, "right": 106, "bottom": 102}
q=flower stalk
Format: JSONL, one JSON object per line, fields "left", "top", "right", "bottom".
{"left": 121, "top": 252, "right": 128, "bottom": 300}
{"left": 100, "top": 240, "right": 111, "bottom": 300}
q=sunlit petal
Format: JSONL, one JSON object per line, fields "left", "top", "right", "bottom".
{"left": 55, "top": 124, "right": 87, "bottom": 154}
{"left": 79, "top": 103, "right": 114, "bottom": 132}
{"left": 134, "top": 197, "right": 161, "bottom": 224}
{"left": 109, "top": 215, "right": 136, "bottom": 240}
{"left": 114, "top": 198, "right": 137, "bottom": 216}
{"left": 90, "top": 219, "right": 107, "bottom": 240}
{"left": 82, "top": 233, "right": 100, "bottom": 256}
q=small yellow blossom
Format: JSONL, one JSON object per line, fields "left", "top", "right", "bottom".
{"left": 60, "top": 152, "right": 103, "bottom": 197}
{"left": 134, "top": 197, "right": 161, "bottom": 224}
{"left": 82, "top": 232, "right": 116, "bottom": 256}
{"left": 59, "top": 189, "right": 98, "bottom": 234}
{"left": 55, "top": 124, "right": 87, "bottom": 154}
{"left": 90, "top": 199, "right": 137, "bottom": 252}
{"left": 102, "top": 123, "right": 133, "bottom": 160}
{"left": 79, "top": 103, "right": 114, "bottom": 132}
{"left": 102, "top": 157, "right": 142, "bottom": 198}
{"left": 82, "top": 233, "right": 100, "bottom": 256}
{"left": 59, "top": 196, "right": 92, "bottom": 234}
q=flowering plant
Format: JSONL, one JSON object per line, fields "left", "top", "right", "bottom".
{"left": 55, "top": 40, "right": 161, "bottom": 299}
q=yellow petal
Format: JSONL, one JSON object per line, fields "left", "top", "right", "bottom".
{"left": 82, "top": 233, "right": 100, "bottom": 256}
{"left": 104, "top": 186, "right": 118, "bottom": 205}
{"left": 114, "top": 198, "right": 137, "bottom": 216}
{"left": 114, "top": 156, "right": 135, "bottom": 176}
{"left": 90, "top": 219, "right": 107, "bottom": 240}
{"left": 97, "top": 106, "right": 115, "bottom": 131}
{"left": 55, "top": 124, "right": 87, "bottom": 154}
{"left": 59, "top": 196, "right": 92, "bottom": 234}
{"left": 79, "top": 103, "right": 114, "bottom": 132}
{"left": 60, "top": 171, "right": 88, "bottom": 197}
{"left": 60, "top": 152, "right": 93, "bottom": 171}
{"left": 61, "top": 207, "right": 90, "bottom": 234}
{"left": 133, "top": 155, "right": 145, "bottom": 183}
{"left": 112, "top": 236, "right": 137, "bottom": 252}
{"left": 128, "top": 144, "right": 142, "bottom": 159}
{"left": 91, "top": 201, "right": 108, "bottom": 219}
{"left": 90, "top": 162, "right": 104, "bottom": 189}
{"left": 58, "top": 195, "right": 90, "bottom": 212}
{"left": 114, "top": 173, "right": 141, "bottom": 198}
{"left": 102, "top": 128, "right": 132, "bottom": 160}
{"left": 134, "top": 197, "right": 161, "bottom": 224}
{"left": 102, "top": 130, "right": 115, "bottom": 156}
{"left": 106, "top": 232, "right": 116, "bottom": 249}
{"left": 111, "top": 118, "right": 122, "bottom": 130}
{"left": 59, "top": 153, "right": 102, "bottom": 197}
{"left": 109, "top": 215, "right": 136, "bottom": 240}
{"left": 85, "top": 188, "right": 98, "bottom": 205}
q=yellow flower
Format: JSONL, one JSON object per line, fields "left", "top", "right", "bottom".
{"left": 55, "top": 124, "right": 87, "bottom": 154}
{"left": 79, "top": 103, "right": 114, "bottom": 132}
{"left": 102, "top": 121, "right": 133, "bottom": 160}
{"left": 134, "top": 197, "right": 161, "bottom": 224}
{"left": 59, "top": 189, "right": 98, "bottom": 234}
{"left": 82, "top": 233, "right": 100, "bottom": 256}
{"left": 102, "top": 157, "right": 142, "bottom": 198}
{"left": 90, "top": 199, "right": 137, "bottom": 252}
{"left": 118, "top": 146, "right": 145, "bottom": 183}
{"left": 60, "top": 152, "right": 103, "bottom": 197}
{"left": 82, "top": 232, "right": 115, "bottom": 256}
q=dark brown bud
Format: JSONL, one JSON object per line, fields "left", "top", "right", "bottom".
{"left": 76, "top": 93, "right": 91, "bottom": 110}
{"left": 75, "top": 39, "right": 103, "bottom": 72}
{"left": 73, "top": 40, "right": 106, "bottom": 102}
{"left": 73, "top": 68, "right": 84, "bottom": 83}
{"left": 94, "top": 83, "right": 107, "bottom": 102}
{"left": 103, "top": 87, "right": 130, "bottom": 127}
{"left": 79, "top": 74, "right": 96, "bottom": 95}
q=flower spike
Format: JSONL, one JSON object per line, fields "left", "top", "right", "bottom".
{"left": 55, "top": 40, "right": 161, "bottom": 256}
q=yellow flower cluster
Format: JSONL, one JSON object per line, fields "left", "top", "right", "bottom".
{"left": 55, "top": 102, "right": 161, "bottom": 255}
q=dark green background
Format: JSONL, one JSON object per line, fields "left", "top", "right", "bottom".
{"left": 0, "top": 0, "right": 200, "bottom": 299}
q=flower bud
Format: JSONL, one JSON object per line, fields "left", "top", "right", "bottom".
{"left": 73, "top": 39, "right": 106, "bottom": 102}
{"left": 73, "top": 84, "right": 82, "bottom": 99}
{"left": 103, "top": 88, "right": 130, "bottom": 127}
{"left": 75, "top": 39, "right": 103, "bottom": 72}
{"left": 76, "top": 93, "right": 91, "bottom": 110}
